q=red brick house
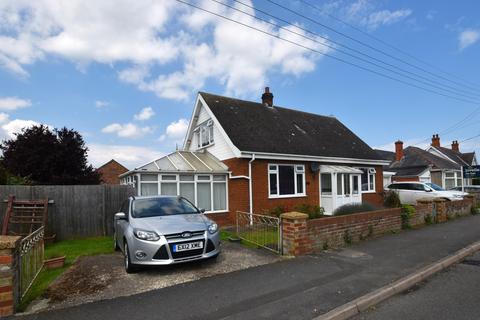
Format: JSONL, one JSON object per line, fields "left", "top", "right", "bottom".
{"left": 120, "top": 88, "right": 388, "bottom": 224}
{"left": 97, "top": 159, "right": 129, "bottom": 184}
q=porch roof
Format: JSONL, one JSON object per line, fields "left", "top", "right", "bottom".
{"left": 320, "top": 165, "right": 363, "bottom": 174}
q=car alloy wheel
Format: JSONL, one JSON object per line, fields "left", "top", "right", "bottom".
{"left": 124, "top": 242, "right": 138, "bottom": 273}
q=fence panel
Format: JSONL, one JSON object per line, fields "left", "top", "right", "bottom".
{"left": 0, "top": 185, "right": 135, "bottom": 240}
{"left": 236, "top": 211, "right": 282, "bottom": 254}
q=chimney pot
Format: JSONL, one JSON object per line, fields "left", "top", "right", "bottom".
{"left": 451, "top": 140, "right": 459, "bottom": 152}
{"left": 395, "top": 140, "right": 404, "bottom": 162}
{"left": 431, "top": 134, "right": 441, "bottom": 147}
{"left": 261, "top": 87, "right": 274, "bottom": 107}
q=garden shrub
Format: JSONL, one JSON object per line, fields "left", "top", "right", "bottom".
{"left": 401, "top": 204, "right": 416, "bottom": 229}
{"left": 294, "top": 204, "right": 325, "bottom": 219}
{"left": 343, "top": 229, "right": 352, "bottom": 244}
{"left": 424, "top": 214, "right": 433, "bottom": 224}
{"left": 267, "top": 206, "right": 285, "bottom": 217}
{"left": 383, "top": 190, "right": 401, "bottom": 208}
{"left": 333, "top": 203, "right": 377, "bottom": 216}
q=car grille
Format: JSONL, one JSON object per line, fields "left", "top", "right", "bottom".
{"left": 169, "top": 240, "right": 205, "bottom": 259}
{"left": 164, "top": 230, "right": 205, "bottom": 240}
{"left": 153, "top": 245, "right": 169, "bottom": 260}
{"left": 206, "top": 239, "right": 216, "bottom": 253}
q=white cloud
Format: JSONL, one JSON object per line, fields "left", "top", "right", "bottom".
{"left": 134, "top": 107, "right": 155, "bottom": 121}
{"left": 158, "top": 118, "right": 189, "bottom": 143}
{"left": 95, "top": 100, "right": 109, "bottom": 108}
{"left": 0, "top": 0, "right": 329, "bottom": 101}
{"left": 0, "top": 97, "right": 32, "bottom": 110}
{"left": 459, "top": 29, "right": 480, "bottom": 51}
{"left": 361, "top": 9, "right": 412, "bottom": 30}
{"left": 1, "top": 119, "right": 41, "bottom": 139}
{"left": 88, "top": 143, "right": 164, "bottom": 168}
{"left": 102, "top": 123, "right": 153, "bottom": 138}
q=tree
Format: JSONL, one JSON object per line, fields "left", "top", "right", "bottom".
{"left": 1, "top": 125, "right": 100, "bottom": 185}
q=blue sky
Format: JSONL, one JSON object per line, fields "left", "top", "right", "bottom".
{"left": 0, "top": 0, "right": 479, "bottom": 168}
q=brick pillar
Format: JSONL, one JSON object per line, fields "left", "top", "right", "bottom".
{"left": 433, "top": 198, "right": 447, "bottom": 223}
{"left": 281, "top": 212, "right": 310, "bottom": 256}
{"left": 0, "top": 236, "right": 21, "bottom": 316}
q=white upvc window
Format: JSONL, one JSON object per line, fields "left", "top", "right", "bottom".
{"left": 195, "top": 120, "right": 214, "bottom": 148}
{"left": 137, "top": 173, "right": 227, "bottom": 213}
{"left": 358, "top": 167, "right": 376, "bottom": 193}
{"left": 444, "top": 171, "right": 462, "bottom": 189}
{"left": 268, "top": 164, "right": 306, "bottom": 198}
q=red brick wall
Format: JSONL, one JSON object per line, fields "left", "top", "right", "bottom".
{"left": 282, "top": 208, "right": 402, "bottom": 255}
{"left": 97, "top": 161, "right": 129, "bottom": 185}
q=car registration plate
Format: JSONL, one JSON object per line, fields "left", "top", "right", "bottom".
{"left": 174, "top": 241, "right": 203, "bottom": 252}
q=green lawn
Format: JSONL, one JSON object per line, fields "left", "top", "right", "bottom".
{"left": 220, "top": 229, "right": 279, "bottom": 250}
{"left": 19, "top": 236, "right": 114, "bottom": 311}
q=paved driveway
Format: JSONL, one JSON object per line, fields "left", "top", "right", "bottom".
{"left": 26, "top": 241, "right": 280, "bottom": 313}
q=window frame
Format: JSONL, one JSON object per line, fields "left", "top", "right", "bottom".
{"left": 268, "top": 164, "right": 306, "bottom": 199}
{"left": 195, "top": 120, "right": 215, "bottom": 149}
{"left": 357, "top": 167, "right": 376, "bottom": 193}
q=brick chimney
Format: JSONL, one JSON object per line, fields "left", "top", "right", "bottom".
{"left": 431, "top": 134, "right": 440, "bottom": 147}
{"left": 261, "top": 87, "right": 273, "bottom": 107}
{"left": 451, "top": 140, "right": 459, "bottom": 152}
{"left": 395, "top": 140, "right": 404, "bottom": 161}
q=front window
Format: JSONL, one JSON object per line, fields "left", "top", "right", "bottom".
{"left": 268, "top": 164, "right": 306, "bottom": 197}
{"left": 321, "top": 173, "right": 332, "bottom": 195}
{"left": 195, "top": 120, "right": 214, "bottom": 148}
{"left": 444, "top": 171, "right": 462, "bottom": 189}
{"left": 358, "top": 168, "right": 376, "bottom": 192}
{"left": 132, "top": 197, "right": 199, "bottom": 218}
{"left": 140, "top": 174, "right": 158, "bottom": 196}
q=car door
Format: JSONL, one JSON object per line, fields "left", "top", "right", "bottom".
{"left": 394, "top": 183, "right": 410, "bottom": 204}
{"left": 411, "top": 183, "right": 430, "bottom": 203}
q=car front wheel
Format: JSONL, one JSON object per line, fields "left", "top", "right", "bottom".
{"left": 124, "top": 242, "right": 138, "bottom": 273}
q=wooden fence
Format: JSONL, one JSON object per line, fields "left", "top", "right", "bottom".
{"left": 0, "top": 185, "right": 135, "bottom": 240}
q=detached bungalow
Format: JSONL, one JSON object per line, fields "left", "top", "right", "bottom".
{"left": 120, "top": 88, "right": 387, "bottom": 223}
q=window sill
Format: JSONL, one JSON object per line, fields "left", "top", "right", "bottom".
{"left": 204, "top": 210, "right": 228, "bottom": 214}
{"left": 268, "top": 194, "right": 307, "bottom": 199}
{"left": 361, "top": 190, "right": 376, "bottom": 194}
{"left": 196, "top": 142, "right": 215, "bottom": 151}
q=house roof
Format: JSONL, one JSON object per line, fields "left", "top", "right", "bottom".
{"left": 383, "top": 146, "right": 460, "bottom": 177}
{"left": 200, "top": 92, "right": 382, "bottom": 161}
{"left": 97, "top": 159, "right": 128, "bottom": 172}
{"left": 120, "top": 150, "right": 229, "bottom": 177}
{"left": 374, "top": 149, "right": 396, "bottom": 162}
{"left": 435, "top": 146, "right": 474, "bottom": 166}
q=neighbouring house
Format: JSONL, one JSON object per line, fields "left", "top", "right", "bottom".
{"left": 376, "top": 135, "right": 477, "bottom": 189}
{"left": 97, "top": 159, "right": 129, "bottom": 184}
{"left": 120, "top": 88, "right": 388, "bottom": 223}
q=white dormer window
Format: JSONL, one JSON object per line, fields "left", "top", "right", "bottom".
{"left": 196, "top": 120, "right": 214, "bottom": 148}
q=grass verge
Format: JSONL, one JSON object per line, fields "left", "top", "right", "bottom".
{"left": 220, "top": 229, "right": 279, "bottom": 250}
{"left": 19, "top": 236, "right": 113, "bottom": 311}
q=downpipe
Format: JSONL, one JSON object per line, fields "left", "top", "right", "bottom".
{"left": 248, "top": 154, "right": 256, "bottom": 225}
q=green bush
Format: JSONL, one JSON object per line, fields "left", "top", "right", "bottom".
{"left": 333, "top": 203, "right": 377, "bottom": 216}
{"left": 383, "top": 190, "right": 401, "bottom": 208}
{"left": 472, "top": 204, "right": 480, "bottom": 215}
{"left": 266, "top": 206, "right": 285, "bottom": 217}
{"left": 294, "top": 204, "right": 325, "bottom": 219}
{"left": 424, "top": 214, "right": 433, "bottom": 224}
{"left": 343, "top": 229, "right": 352, "bottom": 244}
{"left": 401, "top": 204, "right": 416, "bottom": 229}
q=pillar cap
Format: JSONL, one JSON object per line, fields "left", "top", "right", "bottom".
{"left": 280, "top": 211, "right": 308, "bottom": 220}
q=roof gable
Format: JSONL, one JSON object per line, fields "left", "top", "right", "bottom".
{"left": 199, "top": 92, "right": 382, "bottom": 161}
{"left": 388, "top": 146, "right": 459, "bottom": 173}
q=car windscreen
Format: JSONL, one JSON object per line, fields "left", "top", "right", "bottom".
{"left": 426, "top": 183, "right": 444, "bottom": 191}
{"left": 132, "top": 197, "right": 200, "bottom": 218}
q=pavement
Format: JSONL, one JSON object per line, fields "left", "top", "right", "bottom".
{"left": 13, "top": 214, "right": 480, "bottom": 320}
{"left": 352, "top": 250, "right": 480, "bottom": 320}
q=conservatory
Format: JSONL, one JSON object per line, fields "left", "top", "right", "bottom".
{"left": 120, "top": 151, "right": 229, "bottom": 213}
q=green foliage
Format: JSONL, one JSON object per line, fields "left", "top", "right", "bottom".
{"left": 424, "top": 214, "right": 433, "bottom": 224}
{"left": 401, "top": 204, "right": 416, "bottom": 229}
{"left": 1, "top": 125, "right": 101, "bottom": 185}
{"left": 334, "top": 203, "right": 377, "bottom": 216}
{"left": 294, "top": 203, "right": 325, "bottom": 219}
{"left": 266, "top": 206, "right": 285, "bottom": 217}
{"left": 383, "top": 190, "right": 401, "bottom": 208}
{"left": 471, "top": 204, "right": 480, "bottom": 215}
{"left": 343, "top": 229, "right": 352, "bottom": 244}
{"left": 322, "top": 240, "right": 329, "bottom": 250}
{"left": 20, "top": 236, "right": 113, "bottom": 311}
{"left": 368, "top": 225, "right": 374, "bottom": 237}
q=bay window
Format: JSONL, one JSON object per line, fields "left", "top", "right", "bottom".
{"left": 268, "top": 164, "right": 306, "bottom": 197}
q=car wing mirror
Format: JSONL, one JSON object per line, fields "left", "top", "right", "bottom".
{"left": 115, "top": 212, "right": 127, "bottom": 220}
{"left": 199, "top": 208, "right": 206, "bottom": 213}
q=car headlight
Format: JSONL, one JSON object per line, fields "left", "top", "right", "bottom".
{"left": 134, "top": 229, "right": 160, "bottom": 241}
{"left": 208, "top": 223, "right": 218, "bottom": 234}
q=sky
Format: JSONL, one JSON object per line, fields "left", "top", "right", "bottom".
{"left": 0, "top": 0, "right": 479, "bottom": 169}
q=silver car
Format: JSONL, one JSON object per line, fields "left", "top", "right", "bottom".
{"left": 114, "top": 196, "right": 220, "bottom": 273}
